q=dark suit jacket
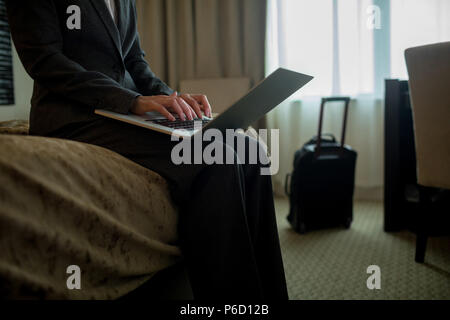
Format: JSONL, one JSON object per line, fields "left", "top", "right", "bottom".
{"left": 6, "top": 0, "right": 174, "bottom": 135}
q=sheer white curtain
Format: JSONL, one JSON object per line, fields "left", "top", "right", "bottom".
{"left": 266, "top": 0, "right": 450, "bottom": 198}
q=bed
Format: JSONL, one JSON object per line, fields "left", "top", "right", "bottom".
{"left": 0, "top": 120, "right": 191, "bottom": 299}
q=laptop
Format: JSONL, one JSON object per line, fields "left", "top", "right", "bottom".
{"left": 95, "top": 68, "right": 313, "bottom": 138}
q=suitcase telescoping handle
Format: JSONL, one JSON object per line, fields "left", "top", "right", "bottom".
{"left": 315, "top": 97, "right": 351, "bottom": 158}
{"left": 285, "top": 173, "right": 291, "bottom": 196}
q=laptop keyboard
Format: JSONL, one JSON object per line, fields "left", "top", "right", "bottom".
{"left": 148, "top": 118, "right": 211, "bottom": 131}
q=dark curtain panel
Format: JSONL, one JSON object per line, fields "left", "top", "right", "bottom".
{"left": 136, "top": 0, "right": 267, "bottom": 91}
{"left": 0, "top": 0, "right": 14, "bottom": 106}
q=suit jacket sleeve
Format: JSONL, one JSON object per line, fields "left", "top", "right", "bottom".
{"left": 6, "top": 0, "right": 139, "bottom": 114}
{"left": 124, "top": 2, "right": 174, "bottom": 97}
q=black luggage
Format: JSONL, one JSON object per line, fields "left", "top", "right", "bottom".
{"left": 285, "top": 97, "right": 357, "bottom": 234}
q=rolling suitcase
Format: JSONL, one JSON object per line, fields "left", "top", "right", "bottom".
{"left": 285, "top": 97, "right": 357, "bottom": 234}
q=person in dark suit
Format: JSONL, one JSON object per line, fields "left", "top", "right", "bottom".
{"left": 6, "top": 0, "right": 288, "bottom": 300}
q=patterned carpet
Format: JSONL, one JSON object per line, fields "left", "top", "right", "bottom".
{"left": 274, "top": 198, "right": 450, "bottom": 300}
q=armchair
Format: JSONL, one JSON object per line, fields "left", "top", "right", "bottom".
{"left": 405, "top": 42, "right": 450, "bottom": 263}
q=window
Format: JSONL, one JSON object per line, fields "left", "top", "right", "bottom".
{"left": 0, "top": 0, "right": 14, "bottom": 106}
{"left": 266, "top": 0, "right": 376, "bottom": 98}
{"left": 266, "top": 0, "right": 450, "bottom": 98}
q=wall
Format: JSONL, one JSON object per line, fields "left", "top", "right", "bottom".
{"left": 0, "top": 44, "right": 33, "bottom": 121}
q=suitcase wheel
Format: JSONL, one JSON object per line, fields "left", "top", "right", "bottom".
{"left": 298, "top": 223, "right": 307, "bottom": 234}
{"left": 344, "top": 218, "right": 352, "bottom": 229}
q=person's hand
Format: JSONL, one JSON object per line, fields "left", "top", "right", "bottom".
{"left": 131, "top": 92, "right": 197, "bottom": 121}
{"left": 179, "top": 93, "right": 212, "bottom": 118}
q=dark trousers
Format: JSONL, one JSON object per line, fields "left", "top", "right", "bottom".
{"left": 50, "top": 118, "right": 288, "bottom": 300}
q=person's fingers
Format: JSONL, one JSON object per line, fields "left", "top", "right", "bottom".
{"left": 177, "top": 97, "right": 195, "bottom": 120}
{"left": 167, "top": 97, "right": 187, "bottom": 121}
{"left": 181, "top": 94, "right": 203, "bottom": 119}
{"left": 153, "top": 102, "right": 176, "bottom": 121}
{"left": 182, "top": 97, "right": 197, "bottom": 119}
{"left": 178, "top": 98, "right": 193, "bottom": 120}
{"left": 194, "top": 94, "right": 212, "bottom": 118}
{"left": 133, "top": 94, "right": 199, "bottom": 121}
{"left": 167, "top": 92, "right": 187, "bottom": 120}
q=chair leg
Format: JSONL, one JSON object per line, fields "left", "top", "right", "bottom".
{"left": 415, "top": 232, "right": 428, "bottom": 263}
{"left": 415, "top": 186, "right": 431, "bottom": 263}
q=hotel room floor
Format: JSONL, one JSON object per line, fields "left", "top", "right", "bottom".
{"left": 274, "top": 198, "right": 450, "bottom": 300}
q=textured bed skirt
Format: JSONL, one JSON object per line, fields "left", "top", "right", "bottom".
{"left": 0, "top": 129, "right": 181, "bottom": 299}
